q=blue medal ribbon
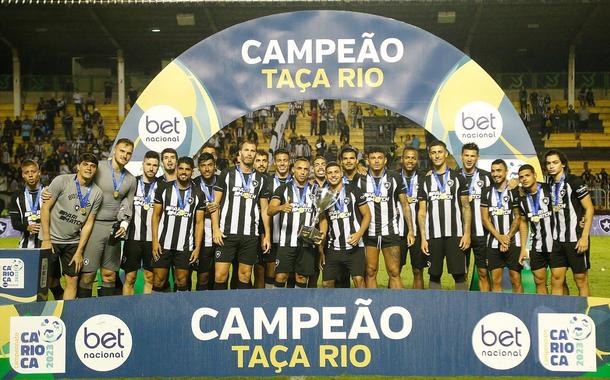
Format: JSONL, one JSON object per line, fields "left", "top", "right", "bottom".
{"left": 433, "top": 170, "right": 450, "bottom": 194}
{"left": 25, "top": 185, "right": 42, "bottom": 214}
{"left": 75, "top": 177, "right": 92, "bottom": 211}
{"left": 237, "top": 167, "right": 254, "bottom": 194}
{"left": 274, "top": 174, "right": 292, "bottom": 188}
{"left": 401, "top": 170, "right": 417, "bottom": 197}
{"left": 140, "top": 178, "right": 157, "bottom": 205}
{"left": 462, "top": 169, "right": 478, "bottom": 195}
{"left": 553, "top": 174, "right": 565, "bottom": 206}
{"left": 109, "top": 160, "right": 126, "bottom": 195}
{"left": 342, "top": 175, "right": 350, "bottom": 185}
{"left": 200, "top": 178, "right": 215, "bottom": 202}
{"left": 292, "top": 181, "right": 309, "bottom": 207}
{"left": 174, "top": 181, "right": 191, "bottom": 211}
{"left": 335, "top": 186, "right": 346, "bottom": 212}
{"left": 369, "top": 170, "right": 386, "bottom": 197}
{"left": 494, "top": 184, "right": 507, "bottom": 210}
{"left": 527, "top": 184, "right": 542, "bottom": 216}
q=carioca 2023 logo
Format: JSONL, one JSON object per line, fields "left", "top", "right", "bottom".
{"left": 138, "top": 105, "right": 187, "bottom": 152}
{"left": 9, "top": 316, "right": 66, "bottom": 374}
{"left": 75, "top": 314, "right": 133, "bottom": 372}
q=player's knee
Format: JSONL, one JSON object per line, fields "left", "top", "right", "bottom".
{"left": 366, "top": 266, "right": 377, "bottom": 277}
{"left": 275, "top": 272, "right": 288, "bottom": 282}
{"left": 101, "top": 271, "right": 116, "bottom": 283}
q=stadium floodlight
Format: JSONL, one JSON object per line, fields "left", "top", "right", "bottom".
{"left": 151, "top": 28, "right": 161, "bottom": 33}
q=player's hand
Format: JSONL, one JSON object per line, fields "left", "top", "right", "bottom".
{"left": 27, "top": 223, "right": 41, "bottom": 233}
{"left": 70, "top": 252, "right": 84, "bottom": 273}
{"left": 357, "top": 165, "right": 368, "bottom": 176}
{"left": 498, "top": 234, "right": 510, "bottom": 247}
{"left": 213, "top": 228, "right": 225, "bottom": 246}
{"left": 500, "top": 242, "right": 509, "bottom": 252}
{"left": 421, "top": 239, "right": 430, "bottom": 256}
{"left": 41, "top": 187, "right": 52, "bottom": 202}
{"left": 459, "top": 234, "right": 471, "bottom": 250}
{"left": 407, "top": 232, "right": 415, "bottom": 247}
{"left": 189, "top": 248, "right": 200, "bottom": 265}
{"left": 319, "top": 253, "right": 325, "bottom": 271}
{"left": 114, "top": 227, "right": 127, "bottom": 239}
{"left": 41, "top": 239, "right": 53, "bottom": 253}
{"left": 206, "top": 202, "right": 219, "bottom": 214}
{"left": 518, "top": 249, "right": 529, "bottom": 265}
{"left": 261, "top": 235, "right": 271, "bottom": 253}
{"left": 575, "top": 236, "right": 589, "bottom": 254}
{"left": 507, "top": 178, "right": 520, "bottom": 190}
{"left": 281, "top": 203, "right": 293, "bottom": 213}
{"left": 152, "top": 242, "right": 162, "bottom": 261}
{"left": 347, "top": 232, "right": 362, "bottom": 247}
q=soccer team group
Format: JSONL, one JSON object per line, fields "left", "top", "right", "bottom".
{"left": 9, "top": 136, "right": 594, "bottom": 300}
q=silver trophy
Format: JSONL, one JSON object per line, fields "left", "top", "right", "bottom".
{"left": 299, "top": 186, "right": 338, "bottom": 245}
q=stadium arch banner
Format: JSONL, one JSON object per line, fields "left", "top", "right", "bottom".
{"left": 116, "top": 10, "right": 540, "bottom": 173}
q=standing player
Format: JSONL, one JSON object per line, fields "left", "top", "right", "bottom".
{"left": 78, "top": 138, "right": 137, "bottom": 297}
{"left": 40, "top": 154, "right": 103, "bottom": 300}
{"left": 397, "top": 147, "right": 426, "bottom": 289}
{"left": 270, "top": 149, "right": 292, "bottom": 286}
{"left": 151, "top": 157, "right": 205, "bottom": 292}
{"left": 158, "top": 148, "right": 178, "bottom": 184}
{"left": 121, "top": 150, "right": 159, "bottom": 295}
{"left": 10, "top": 160, "right": 63, "bottom": 300}
{"left": 517, "top": 164, "right": 554, "bottom": 294}
{"left": 268, "top": 157, "right": 317, "bottom": 288}
{"left": 309, "top": 155, "right": 328, "bottom": 288}
{"left": 459, "top": 143, "right": 492, "bottom": 291}
{"left": 480, "top": 159, "right": 525, "bottom": 293}
{"left": 253, "top": 149, "right": 271, "bottom": 289}
{"left": 355, "top": 147, "right": 414, "bottom": 289}
{"left": 212, "top": 140, "right": 271, "bottom": 290}
{"left": 318, "top": 162, "right": 371, "bottom": 288}
{"left": 417, "top": 140, "right": 471, "bottom": 290}
{"left": 544, "top": 149, "right": 594, "bottom": 296}
{"left": 192, "top": 153, "right": 218, "bottom": 291}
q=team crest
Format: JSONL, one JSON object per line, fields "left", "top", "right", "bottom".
{"left": 344, "top": 197, "right": 350, "bottom": 205}
{"left": 560, "top": 189, "right": 566, "bottom": 197}
{"left": 188, "top": 197, "right": 194, "bottom": 204}
{"left": 503, "top": 196, "right": 510, "bottom": 202}
{"left": 543, "top": 197, "right": 550, "bottom": 204}
{"left": 477, "top": 180, "right": 484, "bottom": 187}
{"left": 384, "top": 182, "right": 391, "bottom": 189}
{"left": 121, "top": 256, "right": 127, "bottom": 264}
{"left": 447, "top": 179, "right": 454, "bottom": 187}
{"left": 599, "top": 217, "right": 610, "bottom": 233}
{"left": 83, "top": 258, "right": 89, "bottom": 266}
{"left": 215, "top": 250, "right": 221, "bottom": 259}
{"left": 275, "top": 259, "right": 280, "bottom": 268}
{"left": 252, "top": 180, "right": 259, "bottom": 188}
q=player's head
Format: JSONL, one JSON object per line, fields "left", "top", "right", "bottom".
{"left": 461, "top": 143, "right": 479, "bottom": 171}
{"left": 401, "top": 147, "right": 418, "bottom": 172}
{"left": 77, "top": 153, "right": 98, "bottom": 181}
{"left": 20, "top": 159, "right": 40, "bottom": 187}
{"left": 428, "top": 140, "right": 448, "bottom": 168}
{"left": 490, "top": 159, "right": 508, "bottom": 185}
{"left": 367, "top": 147, "right": 387, "bottom": 172}
{"left": 176, "top": 156, "right": 194, "bottom": 184}
{"left": 197, "top": 152, "right": 216, "bottom": 180}
{"left": 325, "top": 161, "right": 343, "bottom": 186}
{"left": 142, "top": 150, "right": 160, "bottom": 180}
{"left": 113, "top": 138, "right": 134, "bottom": 167}
{"left": 201, "top": 143, "right": 217, "bottom": 160}
{"left": 161, "top": 148, "right": 178, "bottom": 173}
{"left": 313, "top": 155, "right": 327, "bottom": 180}
{"left": 544, "top": 149, "right": 569, "bottom": 177}
{"left": 292, "top": 157, "right": 311, "bottom": 185}
{"left": 239, "top": 140, "right": 257, "bottom": 167}
{"left": 273, "top": 148, "right": 290, "bottom": 176}
{"left": 518, "top": 164, "right": 537, "bottom": 189}
{"left": 339, "top": 146, "right": 358, "bottom": 171}
{"left": 254, "top": 149, "right": 269, "bottom": 173}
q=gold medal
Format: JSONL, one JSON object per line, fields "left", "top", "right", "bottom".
{"left": 298, "top": 207, "right": 305, "bottom": 213}
{"left": 439, "top": 193, "right": 448, "bottom": 200}
{"left": 531, "top": 215, "right": 540, "bottom": 223}
{"left": 113, "top": 190, "right": 119, "bottom": 199}
{"left": 30, "top": 214, "right": 39, "bottom": 221}
{"left": 553, "top": 205, "right": 561, "bottom": 212}
{"left": 494, "top": 208, "right": 504, "bottom": 216}
{"left": 374, "top": 196, "right": 381, "bottom": 203}
{"left": 407, "top": 196, "right": 415, "bottom": 204}
{"left": 468, "top": 195, "right": 474, "bottom": 202}
{"left": 143, "top": 204, "right": 150, "bottom": 211}
{"left": 79, "top": 207, "right": 87, "bottom": 215}
{"left": 177, "top": 209, "right": 186, "bottom": 217}
{"left": 242, "top": 192, "right": 251, "bottom": 199}
{"left": 338, "top": 212, "right": 346, "bottom": 219}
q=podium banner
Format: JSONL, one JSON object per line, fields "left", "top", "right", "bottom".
{"left": 0, "top": 249, "right": 49, "bottom": 305}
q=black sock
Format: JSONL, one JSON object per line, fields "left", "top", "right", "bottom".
{"left": 196, "top": 283, "right": 208, "bottom": 291}
{"left": 213, "top": 281, "right": 228, "bottom": 290}
{"left": 98, "top": 286, "right": 115, "bottom": 297}
{"left": 152, "top": 286, "right": 165, "bottom": 293}
{"left": 286, "top": 277, "right": 296, "bottom": 288}
{"left": 237, "top": 280, "right": 251, "bottom": 289}
{"left": 296, "top": 282, "right": 308, "bottom": 288}
{"left": 274, "top": 280, "right": 286, "bottom": 288}
{"left": 176, "top": 285, "right": 189, "bottom": 292}
{"left": 50, "top": 285, "right": 64, "bottom": 300}
{"left": 265, "top": 277, "right": 275, "bottom": 286}
{"left": 77, "top": 286, "right": 92, "bottom": 299}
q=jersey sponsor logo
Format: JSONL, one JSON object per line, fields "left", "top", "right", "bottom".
{"left": 471, "top": 312, "right": 530, "bottom": 370}
{"left": 454, "top": 101, "right": 503, "bottom": 148}
{"left": 538, "top": 313, "right": 596, "bottom": 371}
{"left": 328, "top": 209, "right": 352, "bottom": 221}
{"left": 75, "top": 314, "right": 133, "bottom": 372}
{"left": 1, "top": 258, "right": 24, "bottom": 289}
{"left": 138, "top": 105, "right": 187, "bottom": 152}
{"left": 9, "top": 316, "right": 66, "bottom": 374}
{"left": 164, "top": 205, "right": 193, "bottom": 218}
{"left": 428, "top": 191, "right": 454, "bottom": 201}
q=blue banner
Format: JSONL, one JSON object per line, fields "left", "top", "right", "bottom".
{"left": 0, "top": 249, "right": 49, "bottom": 305}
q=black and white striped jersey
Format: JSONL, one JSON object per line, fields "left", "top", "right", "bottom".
{"left": 9, "top": 186, "right": 42, "bottom": 248}
{"left": 397, "top": 169, "right": 422, "bottom": 237}
{"left": 460, "top": 169, "right": 492, "bottom": 237}
{"left": 154, "top": 180, "right": 205, "bottom": 251}
{"left": 417, "top": 169, "right": 469, "bottom": 239}
{"left": 548, "top": 174, "right": 590, "bottom": 242}
{"left": 127, "top": 176, "right": 158, "bottom": 242}
{"left": 214, "top": 167, "right": 271, "bottom": 236}
{"left": 271, "top": 181, "right": 316, "bottom": 247}
{"left": 480, "top": 186, "right": 521, "bottom": 248}
{"left": 193, "top": 175, "right": 217, "bottom": 248}
{"left": 324, "top": 184, "right": 367, "bottom": 250}
{"left": 518, "top": 183, "right": 555, "bottom": 252}
{"left": 353, "top": 171, "right": 403, "bottom": 237}
{"left": 271, "top": 174, "right": 292, "bottom": 244}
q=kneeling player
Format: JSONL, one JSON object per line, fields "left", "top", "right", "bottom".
{"left": 480, "top": 160, "right": 525, "bottom": 293}
{"left": 151, "top": 157, "right": 205, "bottom": 292}
{"left": 318, "top": 162, "right": 371, "bottom": 288}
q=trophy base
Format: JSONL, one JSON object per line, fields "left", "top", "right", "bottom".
{"left": 299, "top": 226, "right": 322, "bottom": 245}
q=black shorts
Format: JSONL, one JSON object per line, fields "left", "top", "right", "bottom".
{"left": 487, "top": 245, "right": 522, "bottom": 272}
{"left": 275, "top": 245, "right": 317, "bottom": 276}
{"left": 530, "top": 250, "right": 551, "bottom": 271}
{"left": 152, "top": 249, "right": 191, "bottom": 270}
{"left": 399, "top": 235, "right": 427, "bottom": 269}
{"left": 550, "top": 241, "right": 590, "bottom": 273}
{"left": 427, "top": 236, "right": 467, "bottom": 276}
{"left": 193, "top": 246, "right": 215, "bottom": 273}
{"left": 215, "top": 235, "right": 259, "bottom": 266}
{"left": 470, "top": 236, "right": 488, "bottom": 270}
{"left": 322, "top": 247, "right": 365, "bottom": 281}
{"left": 121, "top": 240, "right": 153, "bottom": 273}
{"left": 52, "top": 243, "right": 79, "bottom": 277}
{"left": 364, "top": 234, "right": 401, "bottom": 249}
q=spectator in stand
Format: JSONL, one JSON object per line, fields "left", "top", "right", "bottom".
{"left": 315, "top": 135, "right": 326, "bottom": 157}
{"left": 85, "top": 92, "right": 96, "bottom": 112}
{"left": 581, "top": 166, "right": 595, "bottom": 188}
{"left": 552, "top": 105, "right": 562, "bottom": 133}
{"left": 521, "top": 104, "right": 531, "bottom": 131}
{"left": 309, "top": 106, "right": 318, "bottom": 136}
{"left": 62, "top": 112, "right": 74, "bottom": 141}
{"left": 3, "top": 117, "right": 12, "bottom": 136}
{"left": 598, "top": 168, "right": 609, "bottom": 190}
{"left": 336, "top": 108, "right": 346, "bottom": 136}
{"left": 104, "top": 79, "right": 113, "bottom": 104}
{"left": 21, "top": 117, "right": 33, "bottom": 143}
{"left": 529, "top": 91, "right": 539, "bottom": 114}
{"left": 36, "top": 97, "right": 46, "bottom": 112}
{"left": 578, "top": 106, "right": 590, "bottom": 132}
{"left": 72, "top": 90, "right": 83, "bottom": 116}
{"left": 355, "top": 104, "right": 363, "bottom": 128}
{"left": 56, "top": 97, "right": 66, "bottom": 116}
{"left": 543, "top": 93, "right": 551, "bottom": 112}
{"left": 519, "top": 86, "right": 528, "bottom": 112}
{"left": 288, "top": 102, "right": 297, "bottom": 131}
{"left": 82, "top": 109, "right": 92, "bottom": 130}
{"left": 586, "top": 87, "right": 595, "bottom": 107}
{"left": 303, "top": 138, "right": 312, "bottom": 159}
{"left": 578, "top": 86, "right": 587, "bottom": 106}
{"left": 411, "top": 134, "right": 420, "bottom": 150}
{"left": 566, "top": 104, "right": 577, "bottom": 132}
{"left": 327, "top": 139, "right": 338, "bottom": 161}
{"left": 128, "top": 87, "right": 138, "bottom": 108}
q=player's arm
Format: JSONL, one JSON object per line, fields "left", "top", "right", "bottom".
{"left": 259, "top": 197, "right": 271, "bottom": 253}
{"left": 459, "top": 194, "right": 471, "bottom": 250}
{"left": 211, "top": 189, "right": 225, "bottom": 246}
{"left": 398, "top": 193, "right": 415, "bottom": 246}
{"left": 8, "top": 193, "right": 26, "bottom": 232}
{"left": 73, "top": 211, "right": 96, "bottom": 273}
{"left": 518, "top": 215, "right": 529, "bottom": 264}
{"left": 507, "top": 207, "right": 522, "bottom": 244}
{"left": 190, "top": 209, "right": 205, "bottom": 264}
{"left": 151, "top": 203, "right": 163, "bottom": 261}
{"left": 116, "top": 180, "right": 136, "bottom": 237}
{"left": 417, "top": 200, "right": 429, "bottom": 254}
{"left": 481, "top": 205, "right": 502, "bottom": 242}
{"left": 318, "top": 212, "right": 328, "bottom": 270}
{"left": 40, "top": 197, "right": 56, "bottom": 250}
{"left": 576, "top": 194, "right": 594, "bottom": 253}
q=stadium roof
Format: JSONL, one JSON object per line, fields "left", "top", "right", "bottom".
{"left": 0, "top": 0, "right": 609, "bottom": 75}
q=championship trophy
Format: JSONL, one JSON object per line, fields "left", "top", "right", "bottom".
{"left": 298, "top": 187, "right": 338, "bottom": 245}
